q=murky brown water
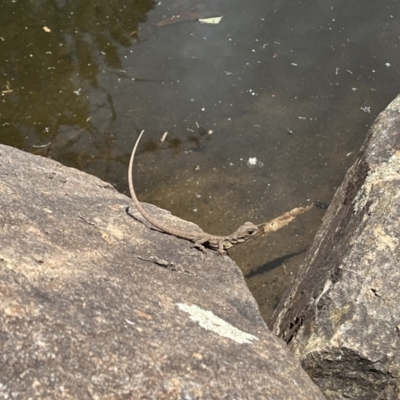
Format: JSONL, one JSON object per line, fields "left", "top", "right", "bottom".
{"left": 2, "top": 0, "right": 400, "bottom": 321}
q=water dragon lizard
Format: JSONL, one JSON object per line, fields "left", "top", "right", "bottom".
{"left": 128, "top": 130, "right": 259, "bottom": 254}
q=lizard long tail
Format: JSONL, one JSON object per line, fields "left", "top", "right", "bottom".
{"left": 128, "top": 130, "right": 199, "bottom": 239}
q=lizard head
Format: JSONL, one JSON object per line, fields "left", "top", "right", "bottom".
{"left": 229, "top": 222, "right": 259, "bottom": 243}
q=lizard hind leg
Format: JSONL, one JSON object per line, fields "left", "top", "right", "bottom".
{"left": 191, "top": 237, "right": 210, "bottom": 253}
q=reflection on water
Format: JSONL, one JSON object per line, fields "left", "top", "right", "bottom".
{"left": 0, "top": 0, "right": 155, "bottom": 155}
{"left": 2, "top": 0, "right": 400, "bottom": 321}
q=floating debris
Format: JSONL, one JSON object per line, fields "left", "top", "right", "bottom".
{"left": 247, "top": 157, "right": 264, "bottom": 168}
{"left": 160, "top": 132, "right": 168, "bottom": 143}
{"left": 261, "top": 205, "right": 314, "bottom": 235}
{"left": 32, "top": 142, "right": 51, "bottom": 148}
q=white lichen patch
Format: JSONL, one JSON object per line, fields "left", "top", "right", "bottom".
{"left": 373, "top": 226, "right": 398, "bottom": 252}
{"left": 353, "top": 152, "right": 400, "bottom": 215}
{"left": 176, "top": 303, "right": 259, "bottom": 344}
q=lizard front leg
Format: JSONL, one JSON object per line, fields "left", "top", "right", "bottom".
{"left": 217, "top": 239, "right": 225, "bottom": 255}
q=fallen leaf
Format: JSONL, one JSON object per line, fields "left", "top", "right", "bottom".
{"left": 198, "top": 16, "right": 223, "bottom": 24}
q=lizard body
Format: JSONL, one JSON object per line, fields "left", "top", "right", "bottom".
{"left": 128, "top": 130, "right": 259, "bottom": 253}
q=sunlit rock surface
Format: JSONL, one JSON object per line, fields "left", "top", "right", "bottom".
{"left": 0, "top": 145, "right": 324, "bottom": 399}
{"left": 271, "top": 95, "right": 400, "bottom": 399}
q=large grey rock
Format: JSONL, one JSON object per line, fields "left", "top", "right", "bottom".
{"left": 0, "top": 145, "right": 324, "bottom": 399}
{"left": 270, "top": 95, "right": 400, "bottom": 399}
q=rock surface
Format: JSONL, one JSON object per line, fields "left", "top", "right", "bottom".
{"left": 0, "top": 145, "right": 324, "bottom": 399}
{"left": 270, "top": 95, "right": 400, "bottom": 399}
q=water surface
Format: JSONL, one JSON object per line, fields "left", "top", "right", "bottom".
{"left": 1, "top": 0, "right": 400, "bottom": 320}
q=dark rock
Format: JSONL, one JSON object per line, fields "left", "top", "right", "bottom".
{"left": 0, "top": 145, "right": 324, "bottom": 399}
{"left": 270, "top": 95, "right": 400, "bottom": 399}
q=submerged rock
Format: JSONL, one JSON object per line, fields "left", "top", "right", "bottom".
{"left": 270, "top": 95, "right": 400, "bottom": 399}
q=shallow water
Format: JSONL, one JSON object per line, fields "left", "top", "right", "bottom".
{"left": 2, "top": 0, "right": 400, "bottom": 320}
